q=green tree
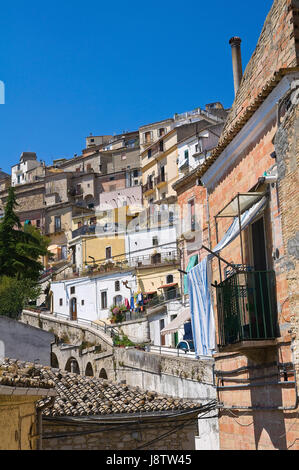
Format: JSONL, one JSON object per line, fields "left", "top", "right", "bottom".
{"left": 0, "top": 186, "right": 51, "bottom": 281}
{"left": 0, "top": 276, "right": 41, "bottom": 319}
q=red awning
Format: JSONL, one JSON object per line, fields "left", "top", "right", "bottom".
{"left": 158, "top": 283, "right": 178, "bottom": 289}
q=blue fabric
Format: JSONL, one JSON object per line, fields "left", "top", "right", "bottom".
{"left": 187, "top": 257, "right": 215, "bottom": 357}
{"left": 187, "top": 196, "right": 268, "bottom": 357}
{"left": 184, "top": 255, "right": 198, "bottom": 294}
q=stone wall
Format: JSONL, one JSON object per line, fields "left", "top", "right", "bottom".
{"left": 274, "top": 87, "right": 299, "bottom": 388}
{"left": 42, "top": 417, "right": 198, "bottom": 450}
{"left": 112, "top": 317, "right": 150, "bottom": 344}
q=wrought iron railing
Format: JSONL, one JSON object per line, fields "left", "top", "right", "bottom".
{"left": 147, "top": 288, "right": 182, "bottom": 309}
{"left": 216, "top": 270, "right": 279, "bottom": 348}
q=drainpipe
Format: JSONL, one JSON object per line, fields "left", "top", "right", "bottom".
{"left": 36, "top": 396, "right": 56, "bottom": 450}
{"left": 229, "top": 37, "right": 243, "bottom": 97}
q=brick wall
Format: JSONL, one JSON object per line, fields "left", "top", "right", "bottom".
{"left": 222, "top": 0, "right": 299, "bottom": 139}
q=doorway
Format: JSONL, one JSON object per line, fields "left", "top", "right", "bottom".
{"left": 70, "top": 297, "right": 77, "bottom": 321}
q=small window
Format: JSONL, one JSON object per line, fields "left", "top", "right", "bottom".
{"left": 101, "top": 291, "right": 107, "bottom": 309}
{"left": 81, "top": 300, "right": 85, "bottom": 306}
{"left": 148, "top": 149, "right": 152, "bottom": 159}
{"left": 153, "top": 236, "right": 159, "bottom": 246}
{"left": 36, "top": 219, "right": 41, "bottom": 228}
{"left": 115, "top": 280, "right": 120, "bottom": 292}
{"left": 166, "top": 275, "right": 174, "bottom": 284}
{"left": 106, "top": 246, "right": 112, "bottom": 259}
{"left": 159, "top": 140, "right": 164, "bottom": 152}
{"left": 184, "top": 150, "right": 189, "bottom": 160}
{"left": 54, "top": 216, "right": 61, "bottom": 232}
{"left": 70, "top": 286, "right": 75, "bottom": 295}
{"left": 59, "top": 299, "right": 63, "bottom": 306}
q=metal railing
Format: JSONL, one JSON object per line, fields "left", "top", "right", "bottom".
{"left": 23, "top": 308, "right": 118, "bottom": 341}
{"left": 216, "top": 270, "right": 279, "bottom": 348}
{"left": 147, "top": 288, "right": 182, "bottom": 309}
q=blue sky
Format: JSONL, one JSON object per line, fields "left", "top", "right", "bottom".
{"left": 0, "top": 0, "right": 273, "bottom": 173}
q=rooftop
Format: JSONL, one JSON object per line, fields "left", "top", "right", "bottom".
{"left": 0, "top": 361, "right": 201, "bottom": 418}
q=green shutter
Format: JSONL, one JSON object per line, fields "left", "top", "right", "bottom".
{"left": 184, "top": 255, "right": 199, "bottom": 294}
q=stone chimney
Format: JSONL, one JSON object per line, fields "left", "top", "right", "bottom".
{"left": 229, "top": 37, "right": 243, "bottom": 96}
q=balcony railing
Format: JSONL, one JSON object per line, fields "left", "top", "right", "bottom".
{"left": 72, "top": 224, "right": 97, "bottom": 239}
{"left": 216, "top": 270, "right": 279, "bottom": 348}
{"left": 146, "top": 288, "right": 181, "bottom": 309}
{"left": 142, "top": 181, "right": 154, "bottom": 193}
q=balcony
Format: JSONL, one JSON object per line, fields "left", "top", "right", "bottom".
{"left": 142, "top": 181, "right": 154, "bottom": 195}
{"left": 155, "top": 173, "right": 167, "bottom": 188}
{"left": 72, "top": 224, "right": 97, "bottom": 239}
{"left": 216, "top": 270, "right": 279, "bottom": 350}
{"left": 146, "top": 288, "right": 181, "bottom": 309}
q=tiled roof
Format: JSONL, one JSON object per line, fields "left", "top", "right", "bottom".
{"left": 29, "top": 365, "right": 201, "bottom": 418}
{"left": 0, "top": 359, "right": 55, "bottom": 391}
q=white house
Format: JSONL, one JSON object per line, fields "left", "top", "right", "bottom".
{"left": 11, "top": 152, "right": 43, "bottom": 186}
{"left": 50, "top": 270, "right": 137, "bottom": 323}
{"left": 125, "top": 225, "right": 178, "bottom": 267}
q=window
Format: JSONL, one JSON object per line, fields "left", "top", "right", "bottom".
{"left": 115, "top": 280, "right": 120, "bottom": 292}
{"left": 160, "top": 166, "right": 165, "bottom": 182}
{"left": 70, "top": 286, "right": 75, "bottom": 295}
{"left": 144, "top": 131, "right": 151, "bottom": 143}
{"left": 36, "top": 219, "right": 41, "bottom": 228}
{"left": 159, "top": 128, "right": 165, "bottom": 137}
{"left": 109, "top": 176, "right": 115, "bottom": 181}
{"left": 166, "top": 275, "right": 174, "bottom": 284}
{"left": 153, "top": 236, "right": 159, "bottom": 246}
{"left": 148, "top": 149, "right": 152, "bottom": 159}
{"left": 101, "top": 291, "right": 107, "bottom": 309}
{"left": 59, "top": 299, "right": 63, "bottom": 306}
{"left": 113, "top": 295, "right": 122, "bottom": 306}
{"left": 78, "top": 221, "right": 82, "bottom": 228}
{"left": 55, "top": 216, "right": 61, "bottom": 232}
{"left": 184, "top": 150, "right": 189, "bottom": 160}
{"left": 159, "top": 140, "right": 164, "bottom": 152}
{"left": 106, "top": 246, "right": 112, "bottom": 259}
{"left": 121, "top": 154, "right": 126, "bottom": 160}
{"left": 188, "top": 199, "right": 195, "bottom": 232}
{"left": 81, "top": 300, "right": 85, "bottom": 306}
{"left": 133, "top": 169, "right": 139, "bottom": 178}
{"left": 90, "top": 138, "right": 95, "bottom": 143}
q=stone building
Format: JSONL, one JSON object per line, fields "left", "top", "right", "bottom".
{"left": 189, "top": 0, "right": 299, "bottom": 450}
{"left": 30, "top": 360, "right": 208, "bottom": 451}
{"left": 0, "top": 360, "right": 56, "bottom": 450}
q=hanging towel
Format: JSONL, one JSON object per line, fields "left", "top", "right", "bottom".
{"left": 187, "top": 257, "right": 215, "bottom": 357}
{"left": 125, "top": 298, "right": 130, "bottom": 309}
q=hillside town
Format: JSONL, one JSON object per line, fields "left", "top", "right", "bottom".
{"left": 0, "top": 0, "right": 298, "bottom": 452}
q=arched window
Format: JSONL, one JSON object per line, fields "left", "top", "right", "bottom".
{"left": 65, "top": 357, "right": 80, "bottom": 375}
{"left": 51, "top": 352, "right": 59, "bottom": 369}
{"left": 166, "top": 274, "right": 174, "bottom": 285}
{"left": 85, "top": 363, "right": 94, "bottom": 377}
{"left": 99, "top": 368, "right": 108, "bottom": 379}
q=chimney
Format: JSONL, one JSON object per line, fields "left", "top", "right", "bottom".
{"left": 229, "top": 37, "right": 243, "bottom": 96}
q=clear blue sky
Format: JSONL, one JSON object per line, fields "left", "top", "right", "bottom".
{"left": 0, "top": 0, "right": 273, "bottom": 173}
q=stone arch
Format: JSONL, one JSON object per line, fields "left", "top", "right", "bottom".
{"left": 51, "top": 352, "right": 59, "bottom": 369}
{"left": 99, "top": 368, "right": 108, "bottom": 379}
{"left": 85, "top": 362, "right": 94, "bottom": 377}
{"left": 65, "top": 357, "right": 80, "bottom": 374}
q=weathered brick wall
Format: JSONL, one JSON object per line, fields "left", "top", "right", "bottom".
{"left": 215, "top": 345, "right": 298, "bottom": 450}
{"left": 177, "top": 181, "right": 209, "bottom": 271}
{"left": 42, "top": 419, "right": 197, "bottom": 450}
{"left": 274, "top": 96, "right": 299, "bottom": 385}
{"left": 222, "top": 0, "right": 299, "bottom": 138}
